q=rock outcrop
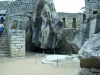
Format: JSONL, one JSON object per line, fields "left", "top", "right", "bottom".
{"left": 72, "top": 15, "right": 100, "bottom": 52}
{"left": 78, "top": 33, "right": 100, "bottom": 68}
{"left": 6, "top": 0, "right": 63, "bottom": 50}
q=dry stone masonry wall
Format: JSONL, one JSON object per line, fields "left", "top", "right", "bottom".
{"left": 9, "top": 29, "right": 25, "bottom": 58}
{"left": 9, "top": 0, "right": 38, "bottom": 15}
{"left": 85, "top": 0, "right": 100, "bottom": 19}
{"left": 58, "top": 13, "right": 84, "bottom": 29}
{"left": 6, "top": 0, "right": 63, "bottom": 50}
{"left": 78, "top": 68, "right": 100, "bottom": 75}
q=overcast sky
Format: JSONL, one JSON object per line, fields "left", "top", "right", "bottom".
{"left": 54, "top": 0, "right": 85, "bottom": 13}
{"left": 0, "top": 0, "right": 85, "bottom": 13}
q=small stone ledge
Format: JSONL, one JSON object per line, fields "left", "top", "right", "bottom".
{"left": 78, "top": 68, "right": 100, "bottom": 75}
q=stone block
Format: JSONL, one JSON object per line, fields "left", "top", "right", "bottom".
{"left": 9, "top": 41, "right": 25, "bottom": 44}
{"left": 82, "top": 68, "right": 91, "bottom": 74}
{"left": 98, "top": 73, "right": 100, "bottom": 75}
{"left": 9, "top": 46, "right": 18, "bottom": 49}
{"left": 9, "top": 38, "right": 20, "bottom": 41}
{"left": 89, "top": 72, "right": 94, "bottom": 75}
{"left": 91, "top": 68, "right": 100, "bottom": 73}
{"left": 16, "top": 46, "right": 22, "bottom": 49}
{"left": 14, "top": 49, "right": 20, "bottom": 51}
{"left": 20, "top": 38, "right": 25, "bottom": 41}
{"left": 11, "top": 54, "right": 17, "bottom": 58}
{"left": 10, "top": 49, "right": 14, "bottom": 51}
{"left": 93, "top": 73, "right": 97, "bottom": 75}
{"left": 20, "top": 49, "right": 25, "bottom": 51}
{"left": 15, "top": 44, "right": 25, "bottom": 46}
{"left": 9, "top": 37, "right": 25, "bottom": 41}
{"left": 9, "top": 32, "right": 25, "bottom": 36}
{"left": 10, "top": 51, "right": 19, "bottom": 55}
{"left": 17, "top": 30, "right": 25, "bottom": 33}
{"left": 17, "top": 54, "right": 25, "bottom": 57}
{"left": 80, "top": 70, "right": 88, "bottom": 75}
{"left": 9, "top": 44, "right": 16, "bottom": 46}
{"left": 21, "top": 51, "right": 25, "bottom": 54}
{"left": 18, "top": 51, "right": 25, "bottom": 54}
{"left": 9, "top": 36, "right": 25, "bottom": 39}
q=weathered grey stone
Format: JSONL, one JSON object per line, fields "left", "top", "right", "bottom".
{"left": 78, "top": 33, "right": 100, "bottom": 68}
{"left": 82, "top": 68, "right": 91, "bottom": 74}
{"left": 80, "top": 70, "right": 88, "bottom": 75}
{"left": 98, "top": 73, "right": 100, "bottom": 75}
{"left": 9, "top": 41, "right": 25, "bottom": 44}
{"left": 14, "top": 49, "right": 20, "bottom": 51}
{"left": 89, "top": 72, "right": 94, "bottom": 75}
{"left": 72, "top": 14, "right": 100, "bottom": 53}
{"left": 17, "top": 54, "right": 25, "bottom": 57}
{"left": 58, "top": 13, "right": 83, "bottom": 28}
{"left": 6, "top": 0, "right": 63, "bottom": 50}
{"left": 10, "top": 51, "right": 19, "bottom": 55}
{"left": 20, "top": 49, "right": 25, "bottom": 51}
{"left": 91, "top": 68, "right": 100, "bottom": 73}
{"left": 11, "top": 54, "right": 17, "bottom": 58}
{"left": 9, "top": 29, "right": 26, "bottom": 58}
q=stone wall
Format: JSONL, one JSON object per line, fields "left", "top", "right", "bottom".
{"left": 8, "top": 0, "right": 39, "bottom": 15}
{"left": 58, "top": 13, "right": 84, "bottom": 29}
{"left": 85, "top": 0, "right": 100, "bottom": 18}
{"left": 9, "top": 29, "right": 25, "bottom": 58}
{"left": 63, "top": 28, "right": 79, "bottom": 53}
{"left": 78, "top": 68, "right": 100, "bottom": 75}
{"left": 0, "top": 1, "right": 9, "bottom": 10}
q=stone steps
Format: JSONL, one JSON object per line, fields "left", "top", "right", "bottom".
{"left": 0, "top": 51, "right": 9, "bottom": 54}
{"left": 0, "top": 54, "right": 10, "bottom": 57}
{"left": 0, "top": 29, "right": 10, "bottom": 57}
{"left": 0, "top": 48, "right": 9, "bottom": 51}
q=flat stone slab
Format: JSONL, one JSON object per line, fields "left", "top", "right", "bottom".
{"left": 41, "top": 54, "right": 79, "bottom": 64}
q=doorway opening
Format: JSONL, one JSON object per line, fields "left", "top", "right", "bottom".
{"left": 72, "top": 18, "right": 76, "bottom": 28}
{"left": 83, "top": 14, "right": 86, "bottom": 21}
{"left": 62, "top": 18, "right": 66, "bottom": 27}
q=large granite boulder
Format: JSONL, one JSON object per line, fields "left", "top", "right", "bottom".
{"left": 78, "top": 33, "right": 100, "bottom": 69}
{"left": 31, "top": 0, "right": 63, "bottom": 49}
{"left": 6, "top": 0, "right": 63, "bottom": 50}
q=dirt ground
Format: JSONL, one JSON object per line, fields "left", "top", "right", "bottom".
{"left": 0, "top": 52, "right": 80, "bottom": 75}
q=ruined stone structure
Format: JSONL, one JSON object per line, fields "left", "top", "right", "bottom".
{"left": 58, "top": 13, "right": 85, "bottom": 29}
{"left": 4, "top": 0, "right": 64, "bottom": 57}
{"left": 77, "top": 0, "right": 100, "bottom": 74}
{"left": 85, "top": 0, "right": 100, "bottom": 19}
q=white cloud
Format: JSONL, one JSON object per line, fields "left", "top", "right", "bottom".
{"left": 0, "top": 0, "right": 85, "bottom": 13}
{"left": 54, "top": 0, "right": 85, "bottom": 13}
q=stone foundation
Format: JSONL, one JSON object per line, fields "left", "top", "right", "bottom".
{"left": 78, "top": 68, "right": 100, "bottom": 75}
{"left": 9, "top": 29, "right": 25, "bottom": 58}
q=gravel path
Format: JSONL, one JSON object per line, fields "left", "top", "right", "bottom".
{"left": 0, "top": 53, "right": 80, "bottom": 75}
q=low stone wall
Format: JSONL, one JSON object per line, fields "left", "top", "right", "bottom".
{"left": 78, "top": 68, "right": 100, "bottom": 75}
{"left": 9, "top": 29, "right": 25, "bottom": 58}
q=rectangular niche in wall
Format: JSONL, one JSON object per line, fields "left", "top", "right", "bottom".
{"left": 62, "top": 18, "right": 66, "bottom": 27}
{"left": 93, "top": 11, "right": 98, "bottom": 14}
{"left": 72, "top": 18, "right": 76, "bottom": 28}
{"left": 83, "top": 14, "right": 86, "bottom": 21}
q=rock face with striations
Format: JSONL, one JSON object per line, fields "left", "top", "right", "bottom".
{"left": 78, "top": 33, "right": 100, "bottom": 68}
{"left": 6, "top": 0, "right": 63, "bottom": 50}
{"left": 72, "top": 15, "right": 100, "bottom": 53}
{"left": 77, "top": 15, "right": 100, "bottom": 69}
